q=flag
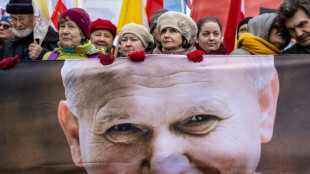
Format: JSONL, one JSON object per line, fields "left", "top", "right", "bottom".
{"left": 50, "top": 0, "right": 77, "bottom": 30}
{"left": 0, "top": 0, "right": 9, "bottom": 18}
{"left": 32, "top": 0, "right": 50, "bottom": 44}
{"left": 223, "top": 0, "right": 245, "bottom": 54}
{"left": 190, "top": 0, "right": 283, "bottom": 36}
{"left": 146, "top": 0, "right": 163, "bottom": 22}
{"left": 164, "top": 0, "right": 187, "bottom": 13}
{"left": 146, "top": 0, "right": 188, "bottom": 24}
{"left": 117, "top": 0, "right": 148, "bottom": 34}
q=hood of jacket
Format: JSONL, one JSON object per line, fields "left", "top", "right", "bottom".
{"left": 247, "top": 13, "right": 276, "bottom": 42}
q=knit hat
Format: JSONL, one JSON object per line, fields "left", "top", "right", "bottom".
{"left": 149, "top": 9, "right": 168, "bottom": 33}
{"left": 91, "top": 19, "right": 117, "bottom": 38}
{"left": 157, "top": 11, "right": 197, "bottom": 43}
{"left": 6, "top": 0, "right": 33, "bottom": 14}
{"left": 118, "top": 23, "right": 154, "bottom": 49}
{"left": 59, "top": 8, "right": 91, "bottom": 39}
{"left": 237, "top": 17, "right": 253, "bottom": 36}
{"left": 0, "top": 16, "right": 12, "bottom": 26}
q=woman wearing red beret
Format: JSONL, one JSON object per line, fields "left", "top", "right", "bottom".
{"left": 90, "top": 19, "right": 117, "bottom": 55}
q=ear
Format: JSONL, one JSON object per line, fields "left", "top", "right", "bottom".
{"left": 259, "top": 73, "right": 279, "bottom": 143}
{"left": 195, "top": 36, "right": 199, "bottom": 44}
{"left": 58, "top": 101, "right": 83, "bottom": 167}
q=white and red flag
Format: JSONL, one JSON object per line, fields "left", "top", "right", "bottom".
{"left": 223, "top": 0, "right": 245, "bottom": 54}
{"left": 50, "top": 0, "right": 77, "bottom": 30}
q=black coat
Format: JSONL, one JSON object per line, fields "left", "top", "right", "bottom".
{"left": 0, "top": 26, "right": 59, "bottom": 60}
{"left": 283, "top": 43, "right": 310, "bottom": 54}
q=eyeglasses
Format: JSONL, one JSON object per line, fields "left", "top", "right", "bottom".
{"left": 9, "top": 15, "right": 31, "bottom": 24}
{"left": 0, "top": 23, "right": 11, "bottom": 30}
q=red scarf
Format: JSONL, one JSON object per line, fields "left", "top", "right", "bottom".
{"left": 195, "top": 43, "right": 227, "bottom": 55}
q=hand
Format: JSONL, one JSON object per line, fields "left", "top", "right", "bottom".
{"left": 0, "top": 55, "right": 20, "bottom": 69}
{"left": 128, "top": 51, "right": 145, "bottom": 62}
{"left": 28, "top": 43, "right": 43, "bottom": 60}
{"left": 187, "top": 50, "right": 205, "bottom": 62}
{"left": 99, "top": 53, "right": 115, "bottom": 65}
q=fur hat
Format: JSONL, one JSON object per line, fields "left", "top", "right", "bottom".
{"left": 157, "top": 11, "right": 197, "bottom": 43}
{"left": 149, "top": 9, "right": 168, "bottom": 34}
{"left": 59, "top": 8, "right": 91, "bottom": 39}
{"left": 6, "top": 0, "right": 33, "bottom": 14}
{"left": 91, "top": 19, "right": 117, "bottom": 38}
{"left": 118, "top": 23, "right": 154, "bottom": 49}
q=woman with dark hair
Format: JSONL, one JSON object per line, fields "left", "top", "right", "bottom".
{"left": 195, "top": 16, "right": 227, "bottom": 55}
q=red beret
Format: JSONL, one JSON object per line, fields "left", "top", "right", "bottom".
{"left": 60, "top": 8, "right": 91, "bottom": 39}
{"left": 91, "top": 19, "right": 117, "bottom": 38}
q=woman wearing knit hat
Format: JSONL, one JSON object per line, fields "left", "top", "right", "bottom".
{"left": 152, "top": 11, "right": 197, "bottom": 55}
{"left": 117, "top": 23, "right": 154, "bottom": 58}
{"left": 43, "top": 8, "right": 104, "bottom": 60}
{"left": 195, "top": 16, "right": 227, "bottom": 55}
{"left": 90, "top": 19, "right": 117, "bottom": 55}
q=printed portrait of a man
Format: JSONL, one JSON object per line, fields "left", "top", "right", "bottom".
{"left": 58, "top": 55, "right": 279, "bottom": 174}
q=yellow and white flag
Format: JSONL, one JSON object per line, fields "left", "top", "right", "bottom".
{"left": 117, "top": 0, "right": 149, "bottom": 34}
{"left": 32, "top": 0, "right": 50, "bottom": 44}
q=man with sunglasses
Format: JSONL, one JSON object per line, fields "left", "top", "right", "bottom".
{"left": 0, "top": 0, "right": 58, "bottom": 61}
{"left": 0, "top": 16, "right": 14, "bottom": 48}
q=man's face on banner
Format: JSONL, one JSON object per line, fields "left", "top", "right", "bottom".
{"left": 59, "top": 57, "right": 278, "bottom": 174}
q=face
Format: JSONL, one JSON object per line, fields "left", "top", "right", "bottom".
{"left": 10, "top": 14, "right": 34, "bottom": 37}
{"left": 196, "top": 22, "right": 222, "bottom": 53}
{"left": 269, "top": 27, "right": 287, "bottom": 50}
{"left": 0, "top": 21, "right": 14, "bottom": 41}
{"left": 59, "top": 19, "right": 84, "bottom": 49}
{"left": 90, "top": 29, "right": 114, "bottom": 50}
{"left": 160, "top": 27, "right": 183, "bottom": 50}
{"left": 120, "top": 33, "right": 144, "bottom": 56}
{"left": 59, "top": 57, "right": 278, "bottom": 174}
{"left": 285, "top": 8, "right": 310, "bottom": 48}
{"left": 238, "top": 24, "right": 248, "bottom": 39}
{"left": 152, "top": 26, "right": 161, "bottom": 46}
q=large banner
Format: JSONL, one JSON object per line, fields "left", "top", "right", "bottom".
{"left": 0, "top": 55, "right": 310, "bottom": 173}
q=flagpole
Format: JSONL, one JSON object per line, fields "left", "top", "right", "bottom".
{"left": 114, "top": 43, "right": 119, "bottom": 57}
{"left": 39, "top": 20, "right": 52, "bottom": 46}
{"left": 181, "top": 0, "right": 185, "bottom": 13}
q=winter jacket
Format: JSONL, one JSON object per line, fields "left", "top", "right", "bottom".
{"left": 42, "top": 40, "right": 102, "bottom": 60}
{"left": 0, "top": 26, "right": 58, "bottom": 60}
{"left": 230, "top": 13, "right": 290, "bottom": 55}
{"left": 283, "top": 43, "right": 310, "bottom": 54}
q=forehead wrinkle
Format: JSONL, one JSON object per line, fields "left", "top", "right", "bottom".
{"left": 86, "top": 81, "right": 212, "bottom": 118}
{"left": 180, "top": 91, "right": 234, "bottom": 120}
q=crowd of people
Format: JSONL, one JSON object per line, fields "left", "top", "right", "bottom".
{"left": 0, "top": 0, "right": 309, "bottom": 68}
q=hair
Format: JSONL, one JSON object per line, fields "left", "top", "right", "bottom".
{"left": 276, "top": 0, "right": 310, "bottom": 28}
{"left": 196, "top": 16, "right": 222, "bottom": 36}
{"left": 59, "top": 17, "right": 87, "bottom": 43}
{"left": 61, "top": 56, "right": 276, "bottom": 118}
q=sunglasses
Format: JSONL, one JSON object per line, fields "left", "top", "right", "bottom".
{"left": 0, "top": 23, "right": 11, "bottom": 30}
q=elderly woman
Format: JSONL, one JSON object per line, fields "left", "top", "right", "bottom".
{"left": 117, "top": 23, "right": 154, "bottom": 57}
{"left": 90, "top": 18, "right": 116, "bottom": 54}
{"left": 230, "top": 13, "right": 291, "bottom": 55}
{"left": 152, "top": 11, "right": 197, "bottom": 55}
{"left": 43, "top": 8, "right": 103, "bottom": 60}
{"left": 195, "top": 16, "right": 227, "bottom": 55}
